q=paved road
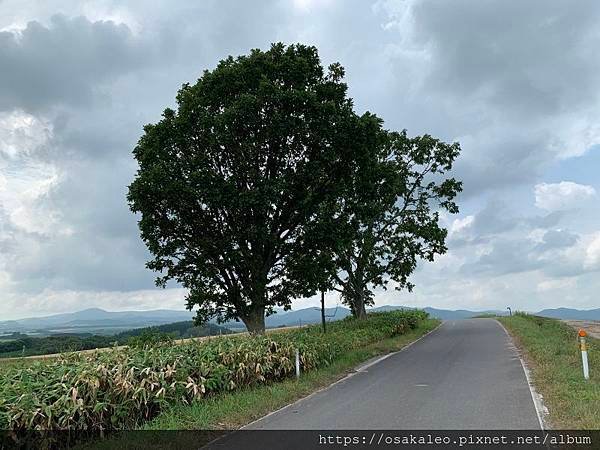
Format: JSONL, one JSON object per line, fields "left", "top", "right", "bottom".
{"left": 247, "top": 319, "right": 541, "bottom": 430}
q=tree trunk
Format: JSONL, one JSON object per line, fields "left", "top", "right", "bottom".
{"left": 357, "top": 303, "right": 367, "bottom": 319}
{"left": 241, "top": 306, "right": 266, "bottom": 334}
{"left": 351, "top": 272, "right": 367, "bottom": 320}
{"left": 355, "top": 292, "right": 367, "bottom": 320}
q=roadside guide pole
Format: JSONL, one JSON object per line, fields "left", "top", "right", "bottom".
{"left": 321, "top": 290, "right": 327, "bottom": 334}
{"left": 295, "top": 348, "right": 300, "bottom": 380}
{"left": 579, "top": 329, "right": 590, "bottom": 380}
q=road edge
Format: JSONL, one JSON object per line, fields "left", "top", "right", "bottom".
{"left": 495, "top": 319, "right": 549, "bottom": 430}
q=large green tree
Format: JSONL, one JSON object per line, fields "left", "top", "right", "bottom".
{"left": 327, "top": 129, "right": 462, "bottom": 318}
{"left": 128, "top": 43, "right": 369, "bottom": 333}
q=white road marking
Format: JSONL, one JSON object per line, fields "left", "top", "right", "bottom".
{"left": 355, "top": 352, "right": 396, "bottom": 372}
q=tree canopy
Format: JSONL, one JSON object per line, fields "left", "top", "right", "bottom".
{"left": 128, "top": 42, "right": 462, "bottom": 332}
{"left": 128, "top": 43, "right": 370, "bottom": 332}
{"left": 327, "top": 130, "right": 462, "bottom": 317}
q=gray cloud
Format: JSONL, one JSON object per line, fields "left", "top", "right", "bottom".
{"left": 460, "top": 230, "right": 582, "bottom": 279}
{"left": 525, "top": 211, "right": 565, "bottom": 229}
{"left": 0, "top": 14, "right": 163, "bottom": 112}
{"left": 412, "top": 0, "right": 600, "bottom": 118}
{"left": 448, "top": 199, "right": 566, "bottom": 250}
{"left": 375, "top": 0, "right": 600, "bottom": 195}
{"left": 535, "top": 229, "right": 579, "bottom": 252}
{"left": 460, "top": 238, "right": 543, "bottom": 277}
{"left": 454, "top": 204, "right": 591, "bottom": 281}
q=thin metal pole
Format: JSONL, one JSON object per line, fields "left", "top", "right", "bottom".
{"left": 321, "top": 290, "right": 327, "bottom": 334}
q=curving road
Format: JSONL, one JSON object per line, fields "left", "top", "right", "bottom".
{"left": 246, "top": 319, "right": 542, "bottom": 430}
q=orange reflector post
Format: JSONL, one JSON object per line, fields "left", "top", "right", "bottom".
{"left": 579, "top": 329, "right": 590, "bottom": 380}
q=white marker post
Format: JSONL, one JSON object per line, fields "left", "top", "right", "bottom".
{"left": 295, "top": 348, "right": 300, "bottom": 380}
{"left": 579, "top": 329, "right": 590, "bottom": 380}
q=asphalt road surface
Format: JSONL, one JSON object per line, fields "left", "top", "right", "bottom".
{"left": 246, "top": 319, "right": 541, "bottom": 430}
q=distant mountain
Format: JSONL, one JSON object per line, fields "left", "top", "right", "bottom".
{"left": 3, "top": 305, "right": 596, "bottom": 336}
{"left": 0, "top": 308, "right": 195, "bottom": 334}
{"left": 257, "top": 305, "right": 504, "bottom": 327}
{"left": 426, "top": 307, "right": 505, "bottom": 320}
{"left": 535, "top": 308, "right": 600, "bottom": 321}
{"left": 208, "top": 307, "right": 352, "bottom": 329}
{"left": 370, "top": 305, "right": 505, "bottom": 320}
{"left": 267, "top": 307, "right": 352, "bottom": 327}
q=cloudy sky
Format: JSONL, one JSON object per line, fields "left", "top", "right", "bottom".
{"left": 1, "top": 0, "right": 599, "bottom": 320}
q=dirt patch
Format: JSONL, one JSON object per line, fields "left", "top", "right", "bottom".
{"left": 563, "top": 320, "right": 600, "bottom": 340}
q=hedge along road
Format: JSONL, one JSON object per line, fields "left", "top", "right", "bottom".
{"left": 245, "top": 319, "right": 542, "bottom": 429}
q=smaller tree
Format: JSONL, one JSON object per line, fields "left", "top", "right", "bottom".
{"left": 328, "top": 127, "right": 462, "bottom": 318}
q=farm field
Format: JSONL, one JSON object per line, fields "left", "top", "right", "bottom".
{"left": 499, "top": 314, "right": 600, "bottom": 429}
{"left": 0, "top": 324, "right": 305, "bottom": 365}
{"left": 563, "top": 320, "right": 600, "bottom": 340}
{"left": 0, "top": 310, "right": 429, "bottom": 437}
{"left": 0, "top": 321, "right": 232, "bottom": 360}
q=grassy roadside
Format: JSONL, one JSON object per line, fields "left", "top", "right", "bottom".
{"left": 144, "top": 318, "right": 440, "bottom": 430}
{"left": 498, "top": 314, "right": 600, "bottom": 429}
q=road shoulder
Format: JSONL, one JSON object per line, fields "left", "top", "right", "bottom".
{"left": 498, "top": 314, "right": 599, "bottom": 429}
{"left": 495, "top": 319, "right": 549, "bottom": 429}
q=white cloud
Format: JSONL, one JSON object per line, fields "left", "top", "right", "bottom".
{"left": 0, "top": 110, "right": 51, "bottom": 158}
{"left": 3, "top": 164, "right": 64, "bottom": 235}
{"left": 291, "top": 0, "right": 336, "bottom": 13}
{"left": 550, "top": 111, "right": 600, "bottom": 159}
{"left": 80, "top": 3, "right": 142, "bottom": 34}
{"left": 0, "top": 111, "right": 66, "bottom": 236}
{"left": 584, "top": 232, "right": 600, "bottom": 270}
{"left": 536, "top": 277, "right": 576, "bottom": 293}
{"left": 534, "top": 181, "right": 596, "bottom": 211}
{"left": 450, "top": 215, "right": 474, "bottom": 235}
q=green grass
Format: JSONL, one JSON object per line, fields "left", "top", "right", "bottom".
{"left": 143, "top": 318, "right": 439, "bottom": 430}
{"left": 498, "top": 314, "right": 600, "bottom": 429}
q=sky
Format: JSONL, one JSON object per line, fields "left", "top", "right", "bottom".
{"left": 1, "top": 0, "right": 599, "bottom": 320}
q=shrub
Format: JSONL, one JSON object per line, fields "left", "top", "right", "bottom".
{"left": 127, "top": 330, "right": 175, "bottom": 349}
